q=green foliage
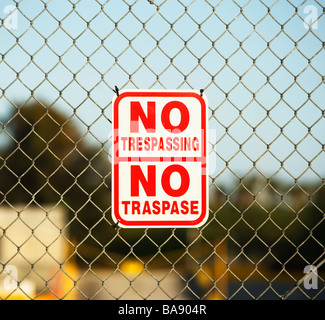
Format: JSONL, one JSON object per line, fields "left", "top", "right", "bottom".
{"left": 207, "top": 178, "right": 325, "bottom": 268}
{"left": 0, "top": 101, "right": 324, "bottom": 268}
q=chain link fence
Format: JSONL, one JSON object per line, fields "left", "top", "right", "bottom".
{"left": 0, "top": 0, "right": 324, "bottom": 300}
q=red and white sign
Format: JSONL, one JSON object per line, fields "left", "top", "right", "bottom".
{"left": 112, "top": 90, "right": 208, "bottom": 228}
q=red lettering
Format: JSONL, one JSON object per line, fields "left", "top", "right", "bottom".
{"left": 170, "top": 201, "right": 180, "bottom": 214}
{"left": 165, "top": 137, "right": 172, "bottom": 151}
{"left": 173, "top": 137, "right": 179, "bottom": 150}
{"left": 191, "top": 201, "right": 199, "bottom": 214}
{"left": 180, "top": 201, "right": 189, "bottom": 214}
{"left": 158, "top": 137, "right": 164, "bottom": 151}
{"left": 132, "top": 201, "right": 141, "bottom": 214}
{"left": 122, "top": 201, "right": 130, "bottom": 214}
{"left": 136, "top": 137, "right": 142, "bottom": 151}
{"left": 162, "top": 201, "right": 170, "bottom": 214}
{"left": 161, "top": 164, "right": 190, "bottom": 197}
{"left": 152, "top": 200, "right": 160, "bottom": 214}
{"left": 121, "top": 137, "right": 128, "bottom": 150}
{"left": 144, "top": 137, "right": 150, "bottom": 151}
{"left": 122, "top": 200, "right": 199, "bottom": 216}
{"left": 151, "top": 137, "right": 158, "bottom": 150}
{"left": 142, "top": 201, "right": 151, "bottom": 215}
{"left": 192, "top": 137, "right": 199, "bottom": 151}
{"left": 131, "top": 165, "right": 156, "bottom": 196}
{"left": 129, "top": 137, "right": 135, "bottom": 151}
{"left": 184, "top": 137, "right": 191, "bottom": 151}
{"left": 161, "top": 101, "right": 190, "bottom": 133}
{"left": 130, "top": 101, "right": 156, "bottom": 133}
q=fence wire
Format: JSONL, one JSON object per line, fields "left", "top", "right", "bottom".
{"left": 0, "top": 0, "right": 324, "bottom": 300}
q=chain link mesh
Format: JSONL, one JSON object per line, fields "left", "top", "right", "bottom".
{"left": 0, "top": 0, "right": 324, "bottom": 300}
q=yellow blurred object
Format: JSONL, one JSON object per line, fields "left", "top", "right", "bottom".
{"left": 38, "top": 259, "right": 79, "bottom": 300}
{"left": 120, "top": 259, "right": 144, "bottom": 277}
{"left": 0, "top": 291, "right": 29, "bottom": 300}
{"left": 0, "top": 280, "right": 35, "bottom": 300}
{"left": 36, "top": 239, "right": 80, "bottom": 300}
{"left": 194, "top": 240, "right": 228, "bottom": 300}
{"left": 210, "top": 240, "right": 228, "bottom": 300}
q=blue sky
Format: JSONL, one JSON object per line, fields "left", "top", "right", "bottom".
{"left": 0, "top": 0, "right": 324, "bottom": 185}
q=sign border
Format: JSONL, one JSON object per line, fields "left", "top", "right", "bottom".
{"left": 112, "top": 90, "right": 208, "bottom": 228}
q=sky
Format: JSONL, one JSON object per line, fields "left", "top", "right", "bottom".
{"left": 0, "top": 0, "right": 324, "bottom": 186}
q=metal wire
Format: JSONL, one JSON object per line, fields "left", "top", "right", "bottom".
{"left": 0, "top": 0, "right": 324, "bottom": 300}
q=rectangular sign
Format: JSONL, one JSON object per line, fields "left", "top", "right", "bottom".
{"left": 112, "top": 90, "right": 208, "bottom": 228}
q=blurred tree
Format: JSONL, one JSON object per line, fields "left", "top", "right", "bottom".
{"left": 0, "top": 101, "right": 114, "bottom": 264}
{"left": 1, "top": 101, "right": 86, "bottom": 202}
{"left": 1, "top": 101, "right": 323, "bottom": 268}
{"left": 0, "top": 101, "right": 187, "bottom": 264}
{"left": 206, "top": 175, "right": 325, "bottom": 269}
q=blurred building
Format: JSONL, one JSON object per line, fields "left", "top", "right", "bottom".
{"left": 0, "top": 205, "right": 75, "bottom": 299}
